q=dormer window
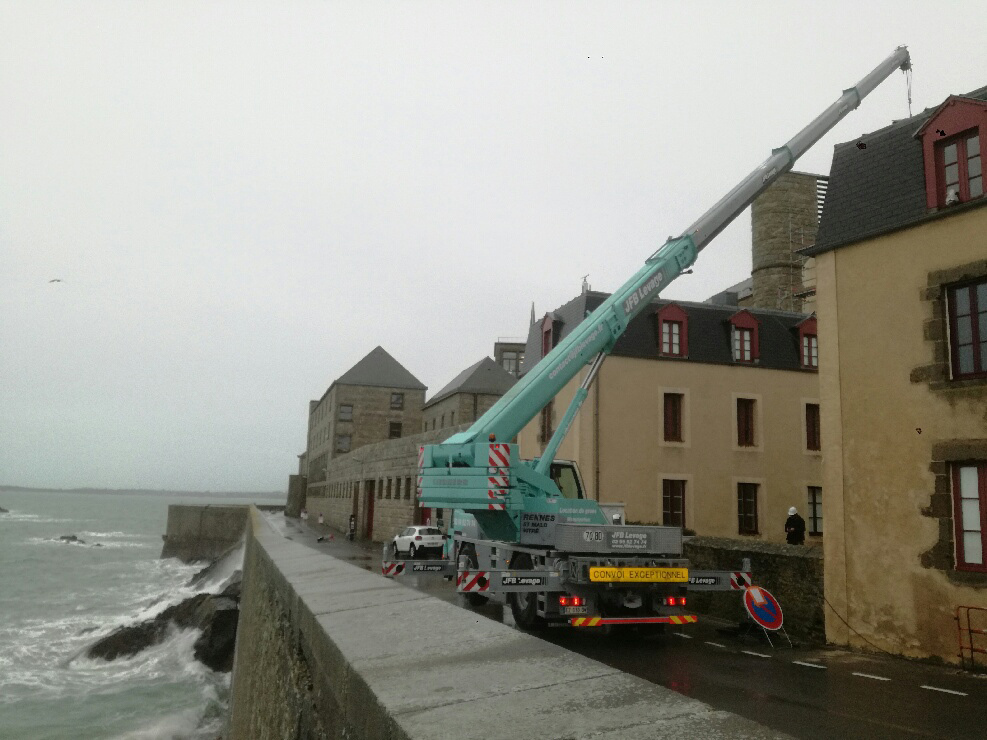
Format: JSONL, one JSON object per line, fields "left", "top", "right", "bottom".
{"left": 656, "top": 303, "right": 689, "bottom": 358}
{"left": 797, "top": 316, "right": 819, "bottom": 371}
{"left": 729, "top": 310, "right": 760, "bottom": 364}
{"left": 939, "top": 132, "right": 982, "bottom": 205}
{"left": 917, "top": 96, "right": 987, "bottom": 210}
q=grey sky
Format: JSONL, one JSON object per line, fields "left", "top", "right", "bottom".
{"left": 2, "top": 2, "right": 985, "bottom": 491}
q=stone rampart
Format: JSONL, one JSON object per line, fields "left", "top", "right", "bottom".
{"left": 160, "top": 504, "right": 249, "bottom": 563}
{"left": 684, "top": 536, "right": 825, "bottom": 644}
{"left": 227, "top": 507, "right": 789, "bottom": 739}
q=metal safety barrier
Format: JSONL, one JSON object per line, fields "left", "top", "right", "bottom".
{"left": 956, "top": 605, "right": 987, "bottom": 671}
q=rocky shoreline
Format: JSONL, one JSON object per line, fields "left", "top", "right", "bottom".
{"left": 85, "top": 544, "right": 243, "bottom": 672}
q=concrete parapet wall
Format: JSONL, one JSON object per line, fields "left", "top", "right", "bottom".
{"left": 160, "top": 505, "right": 249, "bottom": 563}
{"left": 228, "top": 507, "right": 789, "bottom": 739}
{"left": 684, "top": 536, "right": 824, "bottom": 644}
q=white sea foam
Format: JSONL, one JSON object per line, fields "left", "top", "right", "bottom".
{"left": 3, "top": 512, "right": 74, "bottom": 523}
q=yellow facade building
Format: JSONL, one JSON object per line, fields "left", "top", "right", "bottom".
{"left": 517, "top": 291, "right": 823, "bottom": 543}
{"left": 808, "top": 85, "right": 987, "bottom": 663}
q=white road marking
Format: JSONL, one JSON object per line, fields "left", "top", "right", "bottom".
{"left": 793, "top": 661, "right": 826, "bottom": 669}
{"left": 921, "top": 685, "right": 968, "bottom": 696}
{"left": 852, "top": 672, "right": 891, "bottom": 682}
{"left": 704, "top": 641, "right": 727, "bottom": 648}
{"left": 673, "top": 632, "right": 693, "bottom": 639}
{"left": 741, "top": 650, "right": 771, "bottom": 658}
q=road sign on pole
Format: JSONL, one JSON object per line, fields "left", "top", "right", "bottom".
{"left": 743, "top": 586, "right": 784, "bottom": 631}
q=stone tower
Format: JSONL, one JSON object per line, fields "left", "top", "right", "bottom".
{"left": 749, "top": 171, "right": 826, "bottom": 312}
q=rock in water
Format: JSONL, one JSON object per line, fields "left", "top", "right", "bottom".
{"left": 192, "top": 597, "right": 240, "bottom": 672}
{"left": 59, "top": 534, "right": 86, "bottom": 544}
{"left": 87, "top": 594, "right": 211, "bottom": 661}
{"left": 0, "top": 505, "right": 8, "bottom": 513}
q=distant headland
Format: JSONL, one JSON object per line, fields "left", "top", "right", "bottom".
{"left": 0, "top": 485, "right": 284, "bottom": 498}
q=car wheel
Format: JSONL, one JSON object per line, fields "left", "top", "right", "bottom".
{"left": 508, "top": 552, "right": 545, "bottom": 631}
{"left": 459, "top": 544, "right": 489, "bottom": 606}
{"left": 409, "top": 543, "right": 417, "bottom": 559}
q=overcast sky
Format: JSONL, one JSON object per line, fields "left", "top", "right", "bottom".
{"left": 2, "top": 2, "right": 985, "bottom": 492}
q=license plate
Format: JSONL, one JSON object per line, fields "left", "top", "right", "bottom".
{"left": 561, "top": 606, "right": 588, "bottom": 615}
{"left": 588, "top": 567, "right": 688, "bottom": 583}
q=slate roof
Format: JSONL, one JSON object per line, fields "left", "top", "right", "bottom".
{"left": 520, "top": 291, "right": 811, "bottom": 375}
{"left": 425, "top": 357, "right": 517, "bottom": 408}
{"left": 808, "top": 84, "right": 987, "bottom": 255}
{"left": 333, "top": 346, "right": 427, "bottom": 390}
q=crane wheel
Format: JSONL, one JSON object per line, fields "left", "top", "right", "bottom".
{"left": 508, "top": 552, "right": 546, "bottom": 631}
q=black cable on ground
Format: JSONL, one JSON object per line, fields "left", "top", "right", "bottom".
{"left": 823, "top": 595, "right": 898, "bottom": 657}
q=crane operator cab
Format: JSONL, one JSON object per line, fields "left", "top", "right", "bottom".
{"left": 547, "top": 459, "right": 585, "bottom": 500}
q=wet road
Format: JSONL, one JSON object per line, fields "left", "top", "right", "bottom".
{"left": 277, "top": 515, "right": 987, "bottom": 740}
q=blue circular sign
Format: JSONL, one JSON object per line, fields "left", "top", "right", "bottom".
{"left": 743, "top": 586, "right": 784, "bottom": 630}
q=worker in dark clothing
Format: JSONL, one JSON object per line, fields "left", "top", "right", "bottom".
{"left": 785, "top": 506, "right": 806, "bottom": 545}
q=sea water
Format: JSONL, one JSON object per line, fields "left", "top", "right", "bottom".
{"left": 0, "top": 488, "right": 282, "bottom": 740}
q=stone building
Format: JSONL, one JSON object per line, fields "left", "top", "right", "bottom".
{"left": 517, "top": 291, "right": 822, "bottom": 542}
{"left": 304, "top": 346, "right": 426, "bottom": 498}
{"left": 421, "top": 357, "right": 517, "bottom": 433}
{"left": 807, "top": 84, "right": 987, "bottom": 664}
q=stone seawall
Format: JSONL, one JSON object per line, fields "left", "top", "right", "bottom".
{"left": 684, "top": 536, "right": 825, "bottom": 644}
{"left": 160, "top": 505, "right": 249, "bottom": 562}
{"left": 227, "top": 507, "right": 789, "bottom": 740}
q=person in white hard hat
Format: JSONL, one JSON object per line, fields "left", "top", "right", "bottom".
{"left": 785, "top": 506, "right": 806, "bottom": 545}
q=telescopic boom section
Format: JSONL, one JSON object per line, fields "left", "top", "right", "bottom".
{"left": 444, "top": 46, "right": 910, "bottom": 449}
{"left": 420, "top": 47, "right": 910, "bottom": 509}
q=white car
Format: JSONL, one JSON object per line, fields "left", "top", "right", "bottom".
{"left": 392, "top": 526, "right": 446, "bottom": 559}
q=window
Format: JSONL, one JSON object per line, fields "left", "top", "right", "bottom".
{"left": 939, "top": 132, "right": 982, "bottom": 205}
{"left": 662, "top": 480, "right": 686, "bottom": 527}
{"left": 385, "top": 478, "right": 392, "bottom": 499}
{"left": 389, "top": 422, "right": 402, "bottom": 439}
{"left": 404, "top": 476, "right": 412, "bottom": 500}
{"left": 656, "top": 303, "right": 689, "bottom": 357}
{"left": 802, "top": 334, "right": 818, "bottom": 368}
{"left": 808, "top": 487, "right": 823, "bottom": 535}
{"left": 441, "top": 414, "right": 445, "bottom": 427}
{"left": 806, "top": 403, "right": 821, "bottom": 451}
{"left": 737, "top": 398, "right": 756, "bottom": 447}
{"left": 450, "top": 411, "right": 455, "bottom": 425}
{"left": 948, "top": 279, "right": 987, "bottom": 378}
{"left": 733, "top": 327, "right": 753, "bottom": 362}
{"left": 390, "top": 393, "right": 404, "bottom": 410}
{"left": 737, "top": 483, "right": 759, "bottom": 535}
{"left": 339, "top": 404, "right": 353, "bottom": 422}
{"left": 954, "top": 463, "right": 987, "bottom": 571}
{"left": 662, "top": 321, "right": 682, "bottom": 355}
{"left": 663, "top": 393, "right": 683, "bottom": 442}
{"left": 539, "top": 401, "right": 554, "bottom": 446}
{"left": 729, "top": 310, "right": 759, "bottom": 363}
{"left": 502, "top": 351, "right": 518, "bottom": 375}
{"left": 335, "top": 434, "right": 351, "bottom": 453}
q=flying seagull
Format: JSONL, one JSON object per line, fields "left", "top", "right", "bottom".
{"left": 48, "top": 279, "right": 63, "bottom": 283}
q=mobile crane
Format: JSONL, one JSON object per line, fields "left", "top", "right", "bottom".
{"left": 388, "top": 47, "right": 912, "bottom": 631}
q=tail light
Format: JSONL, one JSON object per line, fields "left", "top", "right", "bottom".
{"left": 415, "top": 535, "right": 423, "bottom": 540}
{"left": 663, "top": 597, "right": 687, "bottom": 607}
{"left": 558, "top": 596, "right": 585, "bottom": 607}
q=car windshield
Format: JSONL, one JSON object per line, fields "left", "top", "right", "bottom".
{"left": 421, "top": 527, "right": 442, "bottom": 536}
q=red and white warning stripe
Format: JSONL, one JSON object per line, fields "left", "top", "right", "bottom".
{"left": 418, "top": 446, "right": 425, "bottom": 470}
{"left": 487, "top": 489, "right": 508, "bottom": 499}
{"left": 416, "top": 475, "right": 423, "bottom": 498}
{"left": 488, "top": 443, "right": 510, "bottom": 468}
{"left": 730, "top": 572, "right": 752, "bottom": 590}
{"left": 457, "top": 570, "right": 491, "bottom": 593}
{"left": 487, "top": 503, "right": 506, "bottom": 511}
{"left": 381, "top": 562, "right": 406, "bottom": 577}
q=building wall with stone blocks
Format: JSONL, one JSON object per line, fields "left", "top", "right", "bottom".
{"left": 304, "top": 424, "right": 468, "bottom": 543}
{"left": 750, "top": 172, "right": 822, "bottom": 313}
{"left": 422, "top": 392, "right": 502, "bottom": 434}
{"left": 306, "top": 383, "right": 426, "bottom": 486}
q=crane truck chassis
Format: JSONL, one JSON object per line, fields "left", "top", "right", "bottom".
{"left": 385, "top": 47, "right": 912, "bottom": 632}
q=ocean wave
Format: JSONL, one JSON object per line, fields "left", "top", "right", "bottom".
{"left": 22, "top": 536, "right": 152, "bottom": 550}
{"left": 78, "top": 531, "right": 148, "bottom": 540}
{"left": 1, "top": 512, "right": 74, "bottom": 523}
